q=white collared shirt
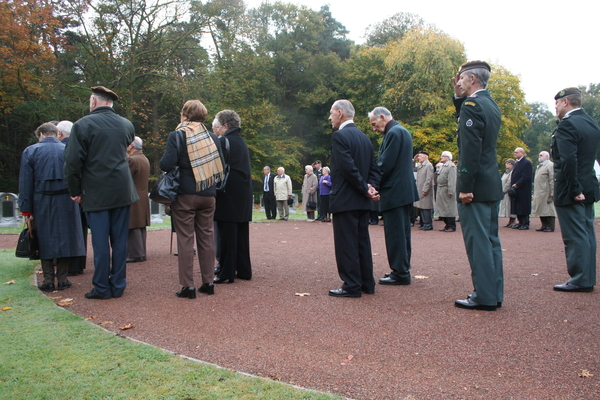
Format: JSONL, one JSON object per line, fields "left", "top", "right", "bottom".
{"left": 339, "top": 120, "right": 354, "bottom": 130}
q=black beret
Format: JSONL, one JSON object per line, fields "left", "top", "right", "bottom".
{"left": 91, "top": 86, "right": 119, "bottom": 101}
{"left": 459, "top": 60, "right": 491, "bottom": 74}
{"left": 554, "top": 87, "right": 581, "bottom": 100}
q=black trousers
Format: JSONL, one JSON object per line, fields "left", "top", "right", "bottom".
{"left": 332, "top": 209, "right": 375, "bottom": 294}
{"left": 264, "top": 192, "right": 277, "bottom": 219}
{"left": 216, "top": 221, "right": 252, "bottom": 281}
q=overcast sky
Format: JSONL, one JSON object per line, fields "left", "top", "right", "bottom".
{"left": 246, "top": 0, "right": 599, "bottom": 112}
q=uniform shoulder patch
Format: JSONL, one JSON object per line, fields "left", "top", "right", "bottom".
{"left": 464, "top": 101, "right": 477, "bottom": 107}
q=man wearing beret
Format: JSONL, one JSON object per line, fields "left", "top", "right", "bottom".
{"left": 551, "top": 87, "right": 600, "bottom": 292}
{"left": 64, "top": 86, "right": 139, "bottom": 299}
{"left": 451, "top": 61, "right": 504, "bottom": 311}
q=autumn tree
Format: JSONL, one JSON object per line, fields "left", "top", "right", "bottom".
{"left": 363, "top": 12, "right": 427, "bottom": 47}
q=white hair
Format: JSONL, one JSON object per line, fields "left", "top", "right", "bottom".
{"left": 132, "top": 136, "right": 143, "bottom": 150}
{"left": 332, "top": 100, "right": 355, "bottom": 118}
{"left": 368, "top": 107, "right": 392, "bottom": 119}
{"left": 56, "top": 120, "right": 73, "bottom": 137}
{"left": 441, "top": 151, "right": 453, "bottom": 160}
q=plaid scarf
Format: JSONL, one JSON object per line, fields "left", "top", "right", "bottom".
{"left": 176, "top": 121, "right": 224, "bottom": 191}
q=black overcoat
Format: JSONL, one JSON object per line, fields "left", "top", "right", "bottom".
{"left": 510, "top": 156, "right": 532, "bottom": 215}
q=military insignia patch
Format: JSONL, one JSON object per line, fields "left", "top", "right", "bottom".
{"left": 466, "top": 119, "right": 473, "bottom": 127}
{"left": 464, "top": 101, "right": 476, "bottom": 106}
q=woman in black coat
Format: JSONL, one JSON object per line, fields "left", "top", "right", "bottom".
{"left": 160, "top": 100, "right": 224, "bottom": 298}
{"left": 212, "top": 110, "right": 254, "bottom": 283}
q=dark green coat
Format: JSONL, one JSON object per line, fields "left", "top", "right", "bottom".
{"left": 551, "top": 108, "right": 600, "bottom": 206}
{"left": 455, "top": 91, "right": 503, "bottom": 202}
{"left": 377, "top": 120, "right": 419, "bottom": 211}
{"left": 64, "top": 106, "right": 138, "bottom": 212}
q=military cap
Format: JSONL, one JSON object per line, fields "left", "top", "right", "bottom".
{"left": 459, "top": 60, "right": 491, "bottom": 74}
{"left": 91, "top": 86, "right": 119, "bottom": 101}
{"left": 554, "top": 87, "right": 581, "bottom": 100}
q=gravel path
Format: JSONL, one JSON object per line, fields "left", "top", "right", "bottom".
{"left": 5, "top": 218, "right": 599, "bottom": 399}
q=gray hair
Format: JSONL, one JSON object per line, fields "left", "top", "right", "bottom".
{"left": 323, "top": 166, "right": 330, "bottom": 174}
{"left": 441, "top": 151, "right": 452, "bottom": 160}
{"left": 278, "top": 167, "right": 285, "bottom": 173}
{"left": 132, "top": 136, "right": 143, "bottom": 150}
{"left": 264, "top": 166, "right": 271, "bottom": 172}
{"left": 332, "top": 100, "right": 355, "bottom": 118}
{"left": 215, "top": 109, "right": 241, "bottom": 129}
{"left": 56, "top": 120, "right": 73, "bottom": 137}
{"left": 368, "top": 107, "right": 392, "bottom": 119}
{"left": 305, "top": 165, "right": 313, "bottom": 172}
{"left": 465, "top": 68, "right": 491, "bottom": 89}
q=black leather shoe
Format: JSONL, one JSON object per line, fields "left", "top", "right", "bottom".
{"left": 85, "top": 290, "right": 110, "bottom": 300}
{"left": 38, "top": 283, "right": 55, "bottom": 292}
{"left": 518, "top": 225, "right": 529, "bottom": 230}
{"left": 214, "top": 264, "right": 221, "bottom": 275}
{"left": 213, "top": 276, "right": 234, "bottom": 284}
{"left": 455, "top": 298, "right": 497, "bottom": 311}
{"left": 361, "top": 287, "right": 375, "bottom": 294}
{"left": 198, "top": 283, "right": 214, "bottom": 295}
{"left": 379, "top": 276, "right": 410, "bottom": 285}
{"left": 57, "top": 281, "right": 72, "bottom": 290}
{"left": 535, "top": 227, "right": 545, "bottom": 231}
{"left": 553, "top": 283, "right": 593, "bottom": 292}
{"left": 543, "top": 229, "right": 554, "bottom": 232}
{"left": 175, "top": 287, "right": 196, "bottom": 299}
{"left": 329, "top": 288, "right": 361, "bottom": 298}
{"left": 235, "top": 275, "right": 252, "bottom": 281}
{"left": 468, "top": 294, "right": 501, "bottom": 307}
{"left": 384, "top": 272, "right": 392, "bottom": 278}
{"left": 511, "top": 224, "right": 521, "bottom": 229}
{"left": 126, "top": 257, "right": 146, "bottom": 263}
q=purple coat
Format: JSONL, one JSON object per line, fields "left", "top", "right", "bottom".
{"left": 319, "top": 175, "right": 332, "bottom": 195}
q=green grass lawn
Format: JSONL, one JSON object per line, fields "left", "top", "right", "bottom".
{"left": 0, "top": 250, "right": 340, "bottom": 400}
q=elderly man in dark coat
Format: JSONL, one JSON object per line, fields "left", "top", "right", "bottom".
{"left": 328, "top": 100, "right": 381, "bottom": 298}
{"left": 64, "top": 86, "right": 138, "bottom": 300}
{"left": 510, "top": 147, "right": 533, "bottom": 230}
{"left": 213, "top": 109, "right": 254, "bottom": 284}
{"left": 368, "top": 106, "right": 419, "bottom": 286}
{"left": 19, "top": 123, "right": 86, "bottom": 292}
{"left": 126, "top": 136, "right": 151, "bottom": 263}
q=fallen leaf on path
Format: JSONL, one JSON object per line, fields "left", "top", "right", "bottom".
{"left": 295, "top": 293, "right": 310, "bottom": 297}
{"left": 35, "top": 270, "right": 42, "bottom": 274}
{"left": 4, "top": 280, "right": 15, "bottom": 285}
{"left": 414, "top": 275, "right": 429, "bottom": 279}
{"left": 99, "top": 321, "right": 113, "bottom": 325}
{"left": 1, "top": 307, "right": 11, "bottom": 311}
{"left": 341, "top": 355, "right": 354, "bottom": 365}
{"left": 453, "top": 272, "right": 460, "bottom": 275}
{"left": 50, "top": 296, "right": 62, "bottom": 299}
{"left": 531, "top": 273, "right": 539, "bottom": 276}
{"left": 579, "top": 370, "right": 593, "bottom": 378}
{"left": 85, "top": 315, "right": 99, "bottom": 320}
{"left": 57, "top": 300, "right": 74, "bottom": 306}
{"left": 280, "top": 241, "right": 287, "bottom": 243}
{"left": 119, "top": 323, "right": 134, "bottom": 330}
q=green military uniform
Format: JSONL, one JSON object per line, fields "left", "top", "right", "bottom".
{"left": 551, "top": 107, "right": 600, "bottom": 288}
{"left": 455, "top": 89, "right": 504, "bottom": 306}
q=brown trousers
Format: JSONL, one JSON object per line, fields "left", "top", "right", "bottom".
{"left": 171, "top": 194, "right": 216, "bottom": 287}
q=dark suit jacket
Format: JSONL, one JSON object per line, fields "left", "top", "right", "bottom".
{"left": 551, "top": 108, "right": 600, "bottom": 206}
{"left": 329, "top": 123, "right": 380, "bottom": 213}
{"left": 455, "top": 91, "right": 503, "bottom": 202}
{"left": 263, "top": 173, "right": 276, "bottom": 196}
{"left": 377, "top": 120, "right": 419, "bottom": 211}
{"left": 214, "top": 127, "right": 253, "bottom": 222}
{"left": 510, "top": 156, "right": 532, "bottom": 214}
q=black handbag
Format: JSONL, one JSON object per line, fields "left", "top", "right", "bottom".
{"left": 287, "top": 197, "right": 293, "bottom": 206}
{"left": 215, "top": 136, "right": 230, "bottom": 193}
{"left": 306, "top": 200, "right": 317, "bottom": 209}
{"left": 150, "top": 132, "right": 182, "bottom": 204}
{"left": 15, "top": 218, "right": 40, "bottom": 259}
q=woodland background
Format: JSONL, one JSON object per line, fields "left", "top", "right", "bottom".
{"left": 1, "top": 0, "right": 599, "bottom": 193}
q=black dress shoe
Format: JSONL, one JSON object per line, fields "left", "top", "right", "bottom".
{"left": 543, "top": 229, "right": 554, "bottom": 232}
{"left": 198, "top": 283, "right": 215, "bottom": 295}
{"left": 126, "top": 257, "right": 146, "bottom": 263}
{"left": 85, "top": 290, "right": 110, "bottom": 300}
{"left": 518, "top": 225, "right": 529, "bottom": 230}
{"left": 214, "top": 264, "right": 221, "bottom": 275}
{"left": 329, "top": 288, "right": 361, "bottom": 298}
{"left": 175, "top": 287, "right": 197, "bottom": 299}
{"left": 361, "top": 287, "right": 375, "bottom": 294}
{"left": 535, "top": 227, "right": 546, "bottom": 231}
{"left": 57, "top": 281, "right": 72, "bottom": 290}
{"left": 553, "top": 282, "right": 593, "bottom": 292}
{"left": 379, "top": 276, "right": 410, "bottom": 285}
{"left": 455, "top": 298, "right": 497, "bottom": 311}
{"left": 213, "top": 276, "right": 234, "bottom": 284}
{"left": 384, "top": 272, "right": 392, "bottom": 278}
{"left": 467, "top": 294, "right": 501, "bottom": 307}
{"left": 38, "top": 283, "right": 55, "bottom": 292}
{"left": 511, "top": 224, "right": 521, "bottom": 229}
{"left": 235, "top": 275, "right": 252, "bottom": 280}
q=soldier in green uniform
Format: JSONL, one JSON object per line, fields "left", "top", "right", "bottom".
{"left": 452, "top": 61, "right": 504, "bottom": 311}
{"left": 551, "top": 87, "right": 600, "bottom": 292}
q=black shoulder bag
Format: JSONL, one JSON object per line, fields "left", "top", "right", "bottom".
{"left": 150, "top": 131, "right": 182, "bottom": 204}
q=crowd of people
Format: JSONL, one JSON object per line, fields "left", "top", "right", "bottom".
{"left": 18, "top": 61, "right": 600, "bottom": 307}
